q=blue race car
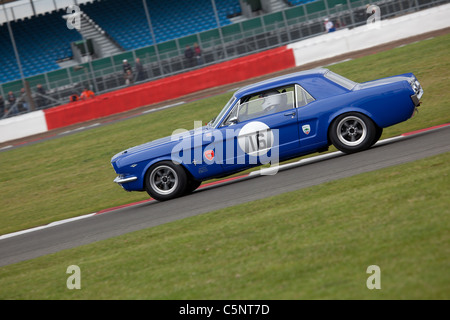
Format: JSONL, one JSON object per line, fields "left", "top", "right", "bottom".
{"left": 111, "top": 68, "right": 423, "bottom": 201}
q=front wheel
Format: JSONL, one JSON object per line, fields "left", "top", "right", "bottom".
{"left": 329, "top": 113, "right": 377, "bottom": 154}
{"left": 185, "top": 179, "right": 202, "bottom": 194}
{"left": 145, "top": 161, "right": 187, "bottom": 201}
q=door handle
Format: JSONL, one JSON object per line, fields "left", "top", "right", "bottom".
{"left": 284, "top": 111, "right": 296, "bottom": 117}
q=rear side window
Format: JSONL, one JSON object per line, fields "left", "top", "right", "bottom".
{"left": 296, "top": 85, "right": 315, "bottom": 108}
{"left": 300, "top": 76, "right": 349, "bottom": 99}
{"left": 324, "top": 71, "right": 357, "bottom": 90}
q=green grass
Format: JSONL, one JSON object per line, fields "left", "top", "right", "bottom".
{"left": 0, "top": 152, "right": 448, "bottom": 299}
{"left": 0, "top": 34, "right": 449, "bottom": 236}
{"left": 0, "top": 32, "right": 449, "bottom": 301}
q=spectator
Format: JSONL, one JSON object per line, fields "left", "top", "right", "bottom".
{"left": 7, "top": 91, "right": 16, "bottom": 105}
{"left": 7, "top": 91, "right": 17, "bottom": 115}
{"left": 193, "top": 42, "right": 203, "bottom": 65}
{"left": 36, "top": 84, "right": 48, "bottom": 108}
{"left": 123, "top": 59, "right": 132, "bottom": 74}
{"left": 80, "top": 87, "right": 95, "bottom": 100}
{"left": 70, "top": 93, "right": 79, "bottom": 102}
{"left": 19, "top": 88, "right": 30, "bottom": 112}
{"left": 124, "top": 69, "right": 134, "bottom": 86}
{"left": 366, "top": 4, "right": 376, "bottom": 18}
{"left": 184, "top": 45, "right": 194, "bottom": 67}
{"left": 135, "top": 58, "right": 146, "bottom": 81}
{"left": 324, "top": 18, "right": 335, "bottom": 33}
{"left": 0, "top": 95, "right": 5, "bottom": 117}
{"left": 334, "top": 18, "right": 345, "bottom": 29}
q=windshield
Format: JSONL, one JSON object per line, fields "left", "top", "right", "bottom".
{"left": 209, "top": 96, "right": 236, "bottom": 128}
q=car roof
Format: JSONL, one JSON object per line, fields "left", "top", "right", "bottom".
{"left": 234, "top": 67, "right": 329, "bottom": 98}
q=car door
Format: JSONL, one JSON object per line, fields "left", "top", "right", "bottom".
{"left": 217, "top": 88, "right": 300, "bottom": 173}
{"left": 295, "top": 84, "right": 320, "bottom": 147}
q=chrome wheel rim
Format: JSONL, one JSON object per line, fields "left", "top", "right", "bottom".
{"left": 149, "top": 165, "right": 178, "bottom": 195}
{"left": 337, "top": 116, "right": 367, "bottom": 147}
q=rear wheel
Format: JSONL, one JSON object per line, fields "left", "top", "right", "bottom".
{"left": 329, "top": 113, "right": 376, "bottom": 154}
{"left": 145, "top": 161, "right": 187, "bottom": 201}
{"left": 371, "top": 126, "right": 383, "bottom": 147}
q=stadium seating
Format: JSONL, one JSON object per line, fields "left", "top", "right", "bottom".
{"left": 80, "top": 0, "right": 241, "bottom": 51}
{"left": 287, "top": 0, "right": 316, "bottom": 6}
{"left": 0, "top": 0, "right": 320, "bottom": 84}
{"left": 0, "top": 0, "right": 241, "bottom": 84}
{"left": 0, "top": 9, "right": 81, "bottom": 84}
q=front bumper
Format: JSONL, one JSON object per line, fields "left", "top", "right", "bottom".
{"left": 411, "top": 88, "right": 423, "bottom": 107}
{"left": 114, "top": 175, "right": 138, "bottom": 184}
{"left": 410, "top": 79, "right": 423, "bottom": 107}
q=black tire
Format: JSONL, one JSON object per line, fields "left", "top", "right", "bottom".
{"left": 329, "top": 112, "right": 377, "bottom": 154}
{"left": 185, "top": 179, "right": 202, "bottom": 194}
{"left": 145, "top": 161, "right": 187, "bottom": 201}
{"left": 370, "top": 126, "right": 383, "bottom": 147}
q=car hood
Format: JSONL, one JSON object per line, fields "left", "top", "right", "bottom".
{"left": 111, "top": 126, "right": 209, "bottom": 163}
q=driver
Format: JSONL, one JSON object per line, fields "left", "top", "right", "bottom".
{"left": 260, "top": 90, "right": 282, "bottom": 113}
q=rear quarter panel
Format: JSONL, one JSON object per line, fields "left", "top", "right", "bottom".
{"left": 297, "top": 80, "right": 416, "bottom": 146}
{"left": 334, "top": 81, "right": 416, "bottom": 128}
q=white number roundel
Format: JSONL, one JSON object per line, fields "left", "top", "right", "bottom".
{"left": 237, "top": 121, "right": 274, "bottom": 156}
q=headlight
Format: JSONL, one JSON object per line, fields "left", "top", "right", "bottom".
{"left": 411, "top": 80, "right": 421, "bottom": 93}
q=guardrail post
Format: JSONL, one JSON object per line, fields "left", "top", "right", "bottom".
{"left": 347, "top": 0, "right": 355, "bottom": 27}
{"left": 281, "top": 9, "right": 292, "bottom": 42}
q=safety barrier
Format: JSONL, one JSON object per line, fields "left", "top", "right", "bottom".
{"left": 287, "top": 2, "right": 450, "bottom": 67}
{"left": 0, "top": 111, "right": 48, "bottom": 143}
{"left": 43, "top": 46, "right": 295, "bottom": 130}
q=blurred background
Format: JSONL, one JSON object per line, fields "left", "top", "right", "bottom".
{"left": 0, "top": 0, "right": 445, "bottom": 118}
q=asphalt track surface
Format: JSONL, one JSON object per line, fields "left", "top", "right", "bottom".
{"left": 0, "top": 125, "right": 449, "bottom": 267}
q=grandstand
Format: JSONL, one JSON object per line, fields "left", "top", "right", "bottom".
{"left": 80, "top": 0, "right": 241, "bottom": 50}
{"left": 0, "top": 0, "right": 445, "bottom": 119}
{"left": 0, "top": 8, "right": 81, "bottom": 83}
{"left": 0, "top": 0, "right": 242, "bottom": 84}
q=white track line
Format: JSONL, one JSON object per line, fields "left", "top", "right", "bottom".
{"left": 142, "top": 101, "right": 185, "bottom": 114}
{"left": 0, "top": 213, "right": 96, "bottom": 241}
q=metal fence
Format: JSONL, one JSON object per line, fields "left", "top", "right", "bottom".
{"left": 0, "top": 0, "right": 447, "bottom": 119}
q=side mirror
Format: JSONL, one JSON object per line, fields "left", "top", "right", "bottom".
{"left": 227, "top": 116, "right": 238, "bottom": 126}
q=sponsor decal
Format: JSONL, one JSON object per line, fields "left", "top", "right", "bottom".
{"left": 302, "top": 124, "right": 311, "bottom": 135}
{"left": 204, "top": 149, "right": 214, "bottom": 161}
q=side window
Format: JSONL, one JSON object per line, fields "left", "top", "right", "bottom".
{"left": 296, "top": 84, "right": 315, "bottom": 108}
{"left": 238, "top": 91, "right": 294, "bottom": 122}
{"left": 221, "top": 86, "right": 297, "bottom": 126}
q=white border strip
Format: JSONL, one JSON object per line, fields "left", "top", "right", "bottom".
{"left": 249, "top": 136, "right": 406, "bottom": 177}
{"left": 142, "top": 101, "right": 185, "bottom": 114}
{"left": 0, "top": 213, "right": 96, "bottom": 241}
{"left": 0, "top": 110, "right": 48, "bottom": 143}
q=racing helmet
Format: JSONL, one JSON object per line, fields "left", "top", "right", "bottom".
{"left": 260, "top": 90, "right": 281, "bottom": 112}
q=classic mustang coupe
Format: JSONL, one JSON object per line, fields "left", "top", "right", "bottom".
{"left": 111, "top": 68, "right": 423, "bottom": 201}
